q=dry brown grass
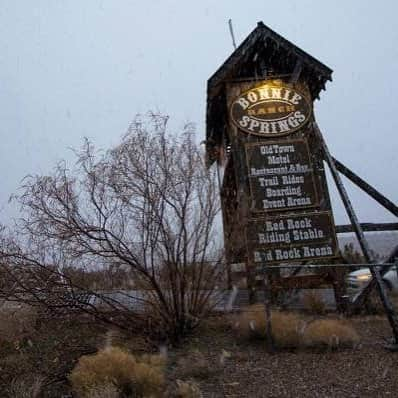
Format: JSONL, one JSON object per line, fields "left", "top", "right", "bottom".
{"left": 233, "top": 305, "right": 304, "bottom": 348}
{"left": 270, "top": 311, "right": 305, "bottom": 348}
{"left": 302, "top": 290, "right": 326, "bottom": 315}
{"left": 233, "top": 304, "right": 267, "bottom": 340}
{"left": 234, "top": 306, "right": 360, "bottom": 350}
{"left": 69, "top": 346, "right": 166, "bottom": 397}
{"left": 302, "top": 319, "right": 360, "bottom": 349}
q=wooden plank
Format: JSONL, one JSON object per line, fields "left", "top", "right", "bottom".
{"left": 245, "top": 139, "right": 319, "bottom": 213}
{"left": 333, "top": 157, "right": 398, "bottom": 217}
{"left": 315, "top": 123, "right": 398, "bottom": 342}
{"left": 246, "top": 211, "right": 338, "bottom": 265}
{"left": 231, "top": 263, "right": 395, "bottom": 274}
{"left": 336, "top": 222, "right": 398, "bottom": 233}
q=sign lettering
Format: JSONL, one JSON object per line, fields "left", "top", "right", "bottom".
{"left": 246, "top": 211, "right": 338, "bottom": 265}
{"left": 245, "top": 139, "right": 318, "bottom": 212}
{"left": 231, "top": 83, "right": 311, "bottom": 136}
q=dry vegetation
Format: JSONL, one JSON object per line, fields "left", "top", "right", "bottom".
{"left": 0, "top": 114, "right": 224, "bottom": 344}
{"left": 0, "top": 116, "right": 396, "bottom": 396}
{"left": 0, "top": 302, "right": 398, "bottom": 397}
{"left": 233, "top": 305, "right": 359, "bottom": 349}
{"left": 69, "top": 347, "right": 166, "bottom": 397}
{"left": 302, "top": 318, "right": 360, "bottom": 348}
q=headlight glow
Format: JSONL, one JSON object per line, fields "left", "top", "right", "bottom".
{"left": 356, "top": 274, "right": 371, "bottom": 281}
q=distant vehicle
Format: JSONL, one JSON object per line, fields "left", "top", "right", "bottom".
{"left": 347, "top": 266, "right": 398, "bottom": 294}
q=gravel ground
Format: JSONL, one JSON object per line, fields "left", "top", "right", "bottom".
{"left": 2, "top": 307, "right": 397, "bottom": 397}
{"left": 171, "top": 315, "right": 398, "bottom": 398}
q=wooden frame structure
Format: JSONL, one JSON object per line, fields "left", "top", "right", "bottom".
{"left": 206, "top": 22, "right": 398, "bottom": 343}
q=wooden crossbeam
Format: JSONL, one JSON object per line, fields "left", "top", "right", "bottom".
{"left": 336, "top": 222, "right": 398, "bottom": 233}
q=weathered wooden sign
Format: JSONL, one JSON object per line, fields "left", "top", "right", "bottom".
{"left": 206, "top": 22, "right": 339, "bottom": 276}
{"left": 246, "top": 211, "right": 338, "bottom": 265}
{"left": 220, "top": 77, "right": 338, "bottom": 266}
{"left": 245, "top": 139, "right": 318, "bottom": 212}
{"left": 206, "top": 22, "right": 398, "bottom": 338}
{"left": 230, "top": 83, "right": 312, "bottom": 136}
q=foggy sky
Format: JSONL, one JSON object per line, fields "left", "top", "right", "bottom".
{"left": 0, "top": 1, "right": 397, "bottom": 226}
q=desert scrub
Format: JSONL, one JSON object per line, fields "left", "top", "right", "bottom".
{"left": 270, "top": 311, "right": 305, "bottom": 348}
{"left": 69, "top": 346, "right": 166, "bottom": 397}
{"left": 302, "top": 318, "right": 360, "bottom": 349}
{"left": 234, "top": 306, "right": 304, "bottom": 348}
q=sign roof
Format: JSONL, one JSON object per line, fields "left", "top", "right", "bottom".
{"left": 206, "top": 22, "right": 333, "bottom": 165}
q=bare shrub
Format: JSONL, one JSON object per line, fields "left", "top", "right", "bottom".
{"left": 302, "top": 319, "right": 360, "bottom": 349}
{"left": 69, "top": 346, "right": 165, "bottom": 397}
{"left": 0, "top": 113, "right": 225, "bottom": 342}
{"left": 233, "top": 306, "right": 304, "bottom": 348}
{"left": 7, "top": 374, "right": 44, "bottom": 398}
{"left": 176, "top": 350, "right": 214, "bottom": 380}
{"left": 302, "top": 290, "right": 326, "bottom": 315}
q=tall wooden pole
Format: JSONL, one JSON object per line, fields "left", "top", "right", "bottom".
{"left": 263, "top": 268, "right": 275, "bottom": 352}
{"left": 314, "top": 123, "right": 398, "bottom": 343}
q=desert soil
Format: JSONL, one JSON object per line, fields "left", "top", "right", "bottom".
{"left": 1, "top": 312, "right": 398, "bottom": 397}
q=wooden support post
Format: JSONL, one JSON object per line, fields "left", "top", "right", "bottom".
{"left": 330, "top": 267, "right": 348, "bottom": 312}
{"left": 315, "top": 123, "right": 398, "bottom": 343}
{"left": 333, "top": 157, "right": 398, "bottom": 217}
{"left": 263, "top": 269, "right": 275, "bottom": 352}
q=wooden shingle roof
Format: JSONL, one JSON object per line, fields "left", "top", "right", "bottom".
{"left": 206, "top": 22, "right": 333, "bottom": 163}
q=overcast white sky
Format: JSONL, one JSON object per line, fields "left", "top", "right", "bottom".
{"left": 0, "top": 1, "right": 397, "bottom": 226}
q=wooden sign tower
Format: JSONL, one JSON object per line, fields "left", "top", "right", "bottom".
{"left": 206, "top": 22, "right": 398, "bottom": 340}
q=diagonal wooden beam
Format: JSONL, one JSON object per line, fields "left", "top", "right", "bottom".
{"left": 314, "top": 123, "right": 398, "bottom": 342}
{"left": 333, "top": 157, "right": 398, "bottom": 217}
